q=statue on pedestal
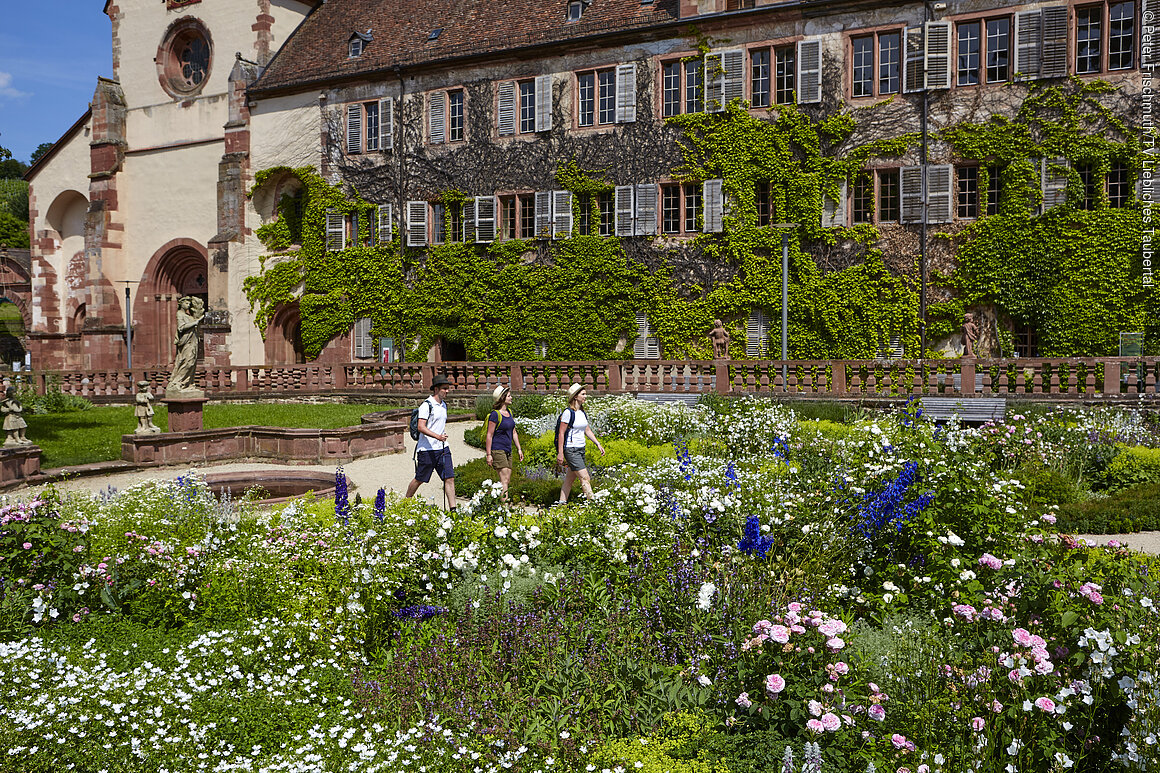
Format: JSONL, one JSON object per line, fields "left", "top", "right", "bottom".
{"left": 1, "top": 386, "right": 31, "bottom": 446}
{"left": 134, "top": 380, "right": 160, "bottom": 434}
{"left": 962, "top": 312, "right": 979, "bottom": 358}
{"left": 709, "top": 319, "right": 731, "bottom": 359}
{"left": 166, "top": 296, "right": 206, "bottom": 398}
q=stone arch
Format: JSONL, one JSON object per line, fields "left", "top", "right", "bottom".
{"left": 264, "top": 302, "right": 305, "bottom": 365}
{"left": 134, "top": 239, "right": 209, "bottom": 367}
{"left": 0, "top": 297, "right": 28, "bottom": 367}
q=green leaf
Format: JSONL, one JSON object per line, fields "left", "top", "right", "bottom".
{"left": 1061, "top": 610, "right": 1078, "bottom": 628}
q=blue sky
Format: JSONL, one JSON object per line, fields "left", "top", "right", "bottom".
{"left": 0, "top": 3, "right": 111, "bottom": 165}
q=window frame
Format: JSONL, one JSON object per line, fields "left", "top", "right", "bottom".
{"left": 427, "top": 87, "right": 467, "bottom": 145}
{"left": 1108, "top": 161, "right": 1132, "bottom": 207}
{"left": 447, "top": 88, "right": 465, "bottom": 143}
{"left": 877, "top": 168, "right": 901, "bottom": 224}
{"left": 575, "top": 65, "right": 619, "bottom": 128}
{"left": 744, "top": 43, "right": 799, "bottom": 108}
{"left": 847, "top": 28, "right": 903, "bottom": 99}
{"left": 1074, "top": 1, "right": 1138, "bottom": 74}
{"left": 657, "top": 53, "right": 704, "bottom": 117}
{"left": 945, "top": 13, "right": 1014, "bottom": 87}
{"left": 957, "top": 165, "right": 980, "bottom": 219}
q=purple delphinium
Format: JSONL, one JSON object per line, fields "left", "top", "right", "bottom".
{"left": 335, "top": 467, "right": 350, "bottom": 525}
{"left": 374, "top": 487, "right": 386, "bottom": 522}
{"left": 393, "top": 605, "right": 448, "bottom": 620}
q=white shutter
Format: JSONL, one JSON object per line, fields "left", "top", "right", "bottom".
{"left": 534, "top": 191, "right": 552, "bottom": 238}
{"left": 746, "top": 310, "right": 768, "bottom": 357}
{"left": 1014, "top": 10, "right": 1042, "bottom": 80}
{"left": 535, "top": 75, "right": 552, "bottom": 132}
{"left": 900, "top": 166, "right": 924, "bottom": 224}
{"left": 1147, "top": 0, "right": 1160, "bottom": 68}
{"left": 380, "top": 98, "right": 393, "bottom": 150}
{"left": 703, "top": 179, "right": 723, "bottom": 233}
{"left": 796, "top": 40, "right": 822, "bottom": 104}
{"left": 705, "top": 52, "right": 725, "bottom": 112}
{"left": 475, "top": 196, "right": 496, "bottom": 242}
{"left": 326, "top": 208, "right": 345, "bottom": 251}
{"left": 926, "top": 165, "right": 953, "bottom": 223}
{"left": 462, "top": 199, "right": 475, "bottom": 242}
{"left": 615, "top": 185, "right": 634, "bottom": 237}
{"left": 1041, "top": 157, "right": 1069, "bottom": 211}
{"left": 429, "top": 92, "right": 446, "bottom": 144}
{"left": 634, "top": 184, "right": 657, "bottom": 236}
{"left": 633, "top": 314, "right": 659, "bottom": 358}
{"left": 924, "top": 22, "right": 951, "bottom": 89}
{"left": 346, "top": 104, "right": 362, "bottom": 154}
{"left": 497, "top": 81, "right": 517, "bottom": 136}
{"left": 353, "top": 317, "right": 372, "bottom": 358}
{"left": 723, "top": 49, "right": 745, "bottom": 107}
{"left": 377, "top": 204, "right": 392, "bottom": 243}
{"left": 1040, "top": 6, "right": 1069, "bottom": 79}
{"left": 821, "top": 179, "right": 848, "bottom": 227}
{"left": 406, "top": 201, "right": 428, "bottom": 246}
{"left": 904, "top": 27, "right": 925, "bottom": 93}
{"left": 615, "top": 63, "right": 637, "bottom": 123}
{"left": 552, "top": 190, "right": 572, "bottom": 239}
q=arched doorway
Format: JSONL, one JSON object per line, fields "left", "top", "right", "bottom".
{"left": 135, "top": 240, "right": 209, "bottom": 367}
{"left": 265, "top": 302, "right": 306, "bottom": 364}
{"left": 0, "top": 299, "right": 27, "bottom": 368}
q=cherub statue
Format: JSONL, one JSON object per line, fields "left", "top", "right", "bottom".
{"left": 134, "top": 380, "right": 160, "bottom": 434}
{"left": 709, "top": 319, "right": 731, "bottom": 359}
{"left": 1, "top": 386, "right": 31, "bottom": 446}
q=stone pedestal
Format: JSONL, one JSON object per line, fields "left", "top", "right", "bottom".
{"left": 0, "top": 444, "right": 40, "bottom": 486}
{"left": 163, "top": 397, "right": 209, "bottom": 433}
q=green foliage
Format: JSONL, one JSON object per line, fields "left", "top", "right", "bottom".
{"left": 1015, "top": 463, "right": 1081, "bottom": 507}
{"left": 1056, "top": 483, "right": 1160, "bottom": 534}
{"left": 511, "top": 392, "right": 553, "bottom": 418}
{"left": 16, "top": 379, "right": 91, "bottom": 415}
{"left": 591, "top": 712, "right": 732, "bottom": 773}
{"left": 1097, "top": 445, "right": 1160, "bottom": 492}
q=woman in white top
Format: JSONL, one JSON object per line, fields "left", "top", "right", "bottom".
{"left": 556, "top": 383, "right": 604, "bottom": 504}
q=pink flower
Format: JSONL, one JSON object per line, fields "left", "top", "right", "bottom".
{"left": 833, "top": 661, "right": 849, "bottom": 675}
{"left": 868, "top": 704, "right": 886, "bottom": 722}
{"left": 978, "top": 553, "right": 1002, "bottom": 570}
{"left": 1041, "top": 513, "right": 1057, "bottom": 524}
{"left": 818, "top": 619, "right": 848, "bottom": 637}
{"left": 1034, "top": 697, "right": 1056, "bottom": 713}
{"left": 808, "top": 699, "right": 824, "bottom": 717}
{"left": 952, "top": 604, "right": 977, "bottom": 621}
{"left": 826, "top": 637, "right": 845, "bottom": 651}
{"left": 21, "top": 542, "right": 31, "bottom": 550}
{"left": 971, "top": 716, "right": 985, "bottom": 732}
{"left": 769, "top": 625, "right": 790, "bottom": 643}
{"left": 1013, "top": 628, "right": 1034, "bottom": 647}
{"left": 735, "top": 692, "right": 752, "bottom": 709}
{"left": 821, "top": 712, "right": 841, "bottom": 732}
{"left": 764, "top": 673, "right": 786, "bottom": 695}
{"left": 991, "top": 700, "right": 1003, "bottom": 713}
{"left": 806, "top": 719, "right": 825, "bottom": 734}
{"left": 891, "top": 733, "right": 913, "bottom": 751}
{"left": 753, "top": 619, "right": 773, "bottom": 635}
{"left": 1089, "top": 592, "right": 1104, "bottom": 605}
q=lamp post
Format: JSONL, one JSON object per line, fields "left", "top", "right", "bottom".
{"left": 774, "top": 223, "right": 798, "bottom": 386}
{"left": 119, "top": 280, "right": 139, "bottom": 371}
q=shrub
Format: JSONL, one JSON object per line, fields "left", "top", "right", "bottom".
{"left": 780, "top": 400, "right": 853, "bottom": 424}
{"left": 474, "top": 394, "right": 494, "bottom": 421}
{"left": 1056, "top": 483, "right": 1160, "bottom": 533}
{"left": 452, "top": 457, "right": 561, "bottom": 506}
{"left": 1016, "top": 464, "right": 1080, "bottom": 507}
{"left": 464, "top": 423, "right": 485, "bottom": 449}
{"left": 521, "top": 433, "right": 674, "bottom": 471}
{"left": 511, "top": 393, "right": 552, "bottom": 418}
{"left": 16, "top": 381, "right": 92, "bottom": 415}
{"left": 1097, "top": 445, "right": 1160, "bottom": 492}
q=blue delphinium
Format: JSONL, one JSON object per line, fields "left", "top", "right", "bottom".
{"left": 899, "top": 394, "right": 924, "bottom": 428}
{"left": 675, "top": 440, "right": 696, "bottom": 481}
{"left": 334, "top": 467, "right": 350, "bottom": 526}
{"left": 724, "top": 460, "right": 741, "bottom": 492}
{"left": 771, "top": 436, "right": 789, "bottom": 460}
{"left": 737, "top": 514, "right": 775, "bottom": 558}
{"left": 392, "top": 605, "right": 447, "bottom": 620}
{"left": 374, "top": 487, "right": 386, "bottom": 522}
{"left": 851, "top": 460, "right": 933, "bottom": 543}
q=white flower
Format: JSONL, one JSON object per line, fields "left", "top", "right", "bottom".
{"left": 697, "top": 675, "right": 711, "bottom": 687}
{"left": 696, "top": 582, "right": 716, "bottom": 612}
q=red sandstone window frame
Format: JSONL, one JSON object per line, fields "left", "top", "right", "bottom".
{"left": 845, "top": 26, "right": 904, "bottom": 100}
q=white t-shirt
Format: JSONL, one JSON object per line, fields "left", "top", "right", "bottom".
{"left": 416, "top": 397, "right": 447, "bottom": 452}
{"left": 561, "top": 408, "right": 589, "bottom": 448}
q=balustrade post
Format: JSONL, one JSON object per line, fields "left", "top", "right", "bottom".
{"left": 421, "top": 364, "right": 434, "bottom": 391}
{"left": 960, "top": 360, "right": 976, "bottom": 396}
{"left": 830, "top": 361, "right": 846, "bottom": 395}
{"left": 510, "top": 363, "right": 522, "bottom": 390}
{"left": 1101, "top": 358, "right": 1120, "bottom": 397}
{"left": 335, "top": 363, "right": 348, "bottom": 390}
{"left": 607, "top": 361, "right": 622, "bottom": 394}
{"left": 715, "top": 360, "right": 730, "bottom": 394}
{"left": 236, "top": 367, "right": 249, "bottom": 392}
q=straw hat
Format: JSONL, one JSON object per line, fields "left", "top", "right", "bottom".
{"left": 491, "top": 385, "right": 510, "bottom": 405}
{"left": 566, "top": 383, "right": 584, "bottom": 403}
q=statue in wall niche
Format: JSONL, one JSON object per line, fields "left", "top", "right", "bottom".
{"left": 709, "top": 319, "right": 731, "bottom": 359}
{"left": 166, "top": 296, "right": 206, "bottom": 398}
{"left": 962, "top": 312, "right": 979, "bottom": 359}
{"left": 1, "top": 386, "right": 31, "bottom": 446}
{"left": 134, "top": 380, "right": 160, "bottom": 434}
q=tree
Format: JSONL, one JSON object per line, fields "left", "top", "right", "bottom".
{"left": 29, "top": 142, "right": 53, "bottom": 166}
{"left": 0, "top": 159, "right": 28, "bottom": 179}
{"left": 0, "top": 211, "right": 29, "bottom": 249}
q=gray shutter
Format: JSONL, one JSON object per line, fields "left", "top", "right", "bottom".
{"left": 723, "top": 49, "right": 745, "bottom": 107}
{"left": 634, "top": 184, "right": 657, "bottom": 236}
{"left": 462, "top": 199, "right": 475, "bottom": 242}
{"left": 704, "top": 52, "right": 725, "bottom": 112}
{"left": 552, "top": 190, "right": 573, "bottom": 238}
{"left": 497, "top": 81, "right": 517, "bottom": 136}
{"left": 926, "top": 165, "right": 953, "bottom": 223}
{"left": 924, "top": 22, "right": 951, "bottom": 89}
{"left": 1147, "top": 0, "right": 1160, "bottom": 68}
{"left": 1014, "top": 10, "right": 1042, "bottom": 80}
{"left": 747, "top": 310, "right": 767, "bottom": 357}
{"left": 1040, "top": 6, "right": 1069, "bottom": 78}
{"left": 354, "top": 317, "right": 372, "bottom": 358}
{"left": 378, "top": 204, "right": 392, "bottom": 243}
{"left": 633, "top": 314, "right": 659, "bottom": 358}
{"left": 821, "top": 179, "right": 848, "bottom": 227}
{"left": 1041, "top": 157, "right": 1069, "bottom": 211}
{"left": 535, "top": 75, "right": 552, "bottom": 132}
{"left": 475, "top": 196, "right": 496, "bottom": 242}
{"left": 380, "top": 98, "right": 393, "bottom": 150}
{"left": 703, "top": 179, "right": 723, "bottom": 233}
{"left": 406, "top": 201, "right": 428, "bottom": 246}
{"left": 346, "top": 104, "right": 362, "bottom": 153}
{"left": 904, "top": 27, "right": 925, "bottom": 93}
{"left": 796, "top": 40, "right": 822, "bottom": 104}
{"left": 615, "top": 63, "right": 637, "bottom": 123}
{"left": 326, "top": 208, "right": 345, "bottom": 251}
{"left": 615, "top": 185, "right": 634, "bottom": 236}
{"left": 429, "top": 92, "right": 446, "bottom": 144}
{"left": 900, "top": 166, "right": 924, "bottom": 224}
{"left": 535, "top": 191, "right": 552, "bottom": 238}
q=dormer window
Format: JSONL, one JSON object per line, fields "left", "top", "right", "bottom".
{"left": 349, "top": 38, "right": 363, "bottom": 58}
{"left": 568, "top": 1, "right": 583, "bottom": 20}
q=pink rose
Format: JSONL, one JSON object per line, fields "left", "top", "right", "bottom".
{"left": 764, "top": 673, "right": 786, "bottom": 695}
{"left": 1012, "top": 628, "right": 1033, "bottom": 647}
{"left": 826, "top": 637, "right": 845, "bottom": 651}
{"left": 868, "top": 704, "right": 886, "bottom": 722}
{"left": 971, "top": 716, "right": 985, "bottom": 732}
{"left": 808, "top": 699, "right": 824, "bottom": 717}
{"left": 22, "top": 542, "right": 31, "bottom": 550}
{"left": 769, "top": 625, "right": 790, "bottom": 644}
{"left": 806, "top": 719, "right": 825, "bottom": 734}
{"left": 735, "top": 692, "right": 752, "bottom": 709}
{"left": 891, "top": 733, "right": 911, "bottom": 750}
{"left": 821, "top": 712, "right": 841, "bottom": 732}
{"left": 1034, "top": 697, "right": 1056, "bottom": 713}
{"left": 833, "top": 661, "right": 849, "bottom": 675}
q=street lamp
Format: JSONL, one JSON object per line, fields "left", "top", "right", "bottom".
{"left": 773, "top": 223, "right": 798, "bottom": 385}
{"left": 119, "top": 280, "right": 139, "bottom": 370}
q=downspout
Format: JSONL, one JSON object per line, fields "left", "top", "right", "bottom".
{"left": 920, "top": 1, "right": 933, "bottom": 358}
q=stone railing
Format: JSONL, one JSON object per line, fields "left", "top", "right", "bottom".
{"left": 18, "top": 357, "right": 1160, "bottom": 401}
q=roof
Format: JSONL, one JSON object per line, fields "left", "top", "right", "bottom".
{"left": 24, "top": 108, "right": 92, "bottom": 183}
{"left": 252, "top": 0, "right": 681, "bottom": 94}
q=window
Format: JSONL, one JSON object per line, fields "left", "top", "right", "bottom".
{"left": 519, "top": 194, "right": 535, "bottom": 237}
{"left": 363, "top": 101, "right": 380, "bottom": 151}
{"left": 850, "top": 31, "right": 902, "bottom": 98}
{"left": 662, "top": 61, "right": 682, "bottom": 116}
{"left": 1109, "top": 161, "right": 1131, "bottom": 207}
{"left": 853, "top": 173, "right": 873, "bottom": 224}
{"left": 577, "top": 68, "right": 617, "bottom": 126}
{"left": 598, "top": 192, "right": 614, "bottom": 236}
{"left": 686, "top": 59, "right": 703, "bottom": 113}
{"left": 578, "top": 72, "right": 595, "bottom": 125}
{"left": 349, "top": 38, "right": 363, "bottom": 58}
{"left": 598, "top": 69, "right": 616, "bottom": 124}
{"left": 660, "top": 58, "right": 705, "bottom": 114}
{"left": 751, "top": 49, "right": 771, "bottom": 108}
{"left": 957, "top": 166, "right": 978, "bottom": 218}
{"left": 1109, "top": 2, "right": 1135, "bottom": 70}
{"left": 428, "top": 90, "right": 463, "bottom": 144}
{"left": 878, "top": 169, "right": 900, "bottom": 222}
{"left": 1014, "top": 323, "right": 1038, "bottom": 357}
{"left": 957, "top": 22, "right": 981, "bottom": 85}
{"left": 747, "top": 310, "right": 770, "bottom": 357}
{"left": 633, "top": 314, "right": 660, "bottom": 359}
{"left": 431, "top": 203, "right": 446, "bottom": 244}
{"left": 519, "top": 81, "right": 536, "bottom": 133}
{"left": 986, "top": 164, "right": 1004, "bottom": 215}
{"left": 500, "top": 196, "right": 517, "bottom": 239}
{"left": 661, "top": 185, "right": 681, "bottom": 233}
{"left": 346, "top": 99, "right": 393, "bottom": 154}
{"left": 769, "top": 47, "right": 794, "bottom": 105}
{"left": 683, "top": 184, "right": 701, "bottom": 232}
{"left": 448, "top": 204, "right": 463, "bottom": 242}
{"left": 1078, "top": 164, "right": 1097, "bottom": 210}
{"left": 986, "top": 18, "right": 1010, "bottom": 82}
{"left": 1072, "top": 2, "right": 1138, "bottom": 74}
{"left": 726, "top": 0, "right": 756, "bottom": 8}
{"left": 159, "top": 18, "right": 212, "bottom": 98}
{"left": 448, "top": 89, "right": 464, "bottom": 142}
{"left": 353, "top": 318, "right": 374, "bottom": 359}
{"left": 1077, "top": 7, "right": 1103, "bottom": 73}
{"left": 567, "top": 0, "right": 583, "bottom": 21}
{"left": 756, "top": 181, "right": 772, "bottom": 226}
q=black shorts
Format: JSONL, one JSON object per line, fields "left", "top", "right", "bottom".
{"left": 414, "top": 448, "right": 454, "bottom": 482}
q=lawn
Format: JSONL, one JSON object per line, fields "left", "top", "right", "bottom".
{"left": 25, "top": 402, "right": 402, "bottom": 468}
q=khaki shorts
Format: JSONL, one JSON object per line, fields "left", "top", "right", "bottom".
{"left": 490, "top": 449, "right": 513, "bottom": 470}
{"left": 563, "top": 446, "right": 587, "bottom": 472}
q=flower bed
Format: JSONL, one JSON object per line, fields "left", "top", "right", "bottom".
{"left": 1, "top": 400, "right": 1159, "bottom": 772}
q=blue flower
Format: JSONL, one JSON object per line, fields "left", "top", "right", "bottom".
{"left": 725, "top": 460, "right": 741, "bottom": 492}
{"left": 737, "top": 514, "right": 775, "bottom": 558}
{"left": 373, "top": 487, "right": 386, "bottom": 522}
{"left": 675, "top": 440, "right": 696, "bottom": 481}
{"left": 392, "top": 604, "right": 447, "bottom": 620}
{"left": 334, "top": 467, "right": 350, "bottom": 526}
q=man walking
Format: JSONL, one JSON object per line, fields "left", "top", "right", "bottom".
{"left": 405, "top": 375, "right": 457, "bottom": 511}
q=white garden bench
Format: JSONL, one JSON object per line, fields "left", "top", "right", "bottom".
{"left": 634, "top": 393, "right": 702, "bottom": 406}
{"left": 920, "top": 396, "right": 1007, "bottom": 425}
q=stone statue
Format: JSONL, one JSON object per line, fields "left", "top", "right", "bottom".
{"left": 709, "top": 319, "right": 731, "bottom": 359}
{"left": 134, "top": 380, "right": 160, "bottom": 434}
{"left": 962, "top": 311, "right": 979, "bottom": 358}
{"left": 1, "top": 386, "right": 31, "bottom": 446}
{"left": 166, "top": 296, "right": 205, "bottom": 397}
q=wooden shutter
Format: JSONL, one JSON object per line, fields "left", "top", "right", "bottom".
{"left": 1014, "top": 10, "right": 1042, "bottom": 80}
{"left": 746, "top": 310, "right": 768, "bottom": 357}
{"left": 634, "top": 184, "right": 657, "bottom": 236}
{"left": 1148, "top": 0, "right": 1160, "bottom": 68}
{"left": 615, "top": 63, "right": 637, "bottom": 123}
{"left": 821, "top": 179, "right": 848, "bottom": 227}
{"left": 924, "top": 22, "right": 951, "bottom": 89}
{"left": 723, "top": 49, "right": 745, "bottom": 108}
{"left": 704, "top": 52, "right": 725, "bottom": 112}
{"left": 377, "top": 204, "right": 392, "bottom": 243}
{"left": 796, "top": 40, "right": 822, "bottom": 104}
{"left": 703, "top": 179, "right": 723, "bottom": 233}
{"left": 380, "top": 98, "right": 393, "bottom": 150}
{"left": 353, "top": 317, "right": 372, "bottom": 358}
{"left": 462, "top": 199, "right": 475, "bottom": 242}
{"left": 1041, "top": 157, "right": 1069, "bottom": 211}
{"left": 535, "top": 75, "right": 553, "bottom": 132}
{"left": 406, "top": 201, "right": 428, "bottom": 246}
{"left": 926, "top": 165, "right": 953, "bottom": 223}
{"left": 346, "top": 104, "right": 362, "bottom": 153}
{"left": 1040, "top": 6, "right": 1069, "bottom": 78}
{"left": 429, "top": 91, "right": 446, "bottom": 144}
{"left": 326, "top": 208, "right": 345, "bottom": 251}
{"left": 497, "top": 81, "right": 517, "bottom": 136}
{"left": 904, "top": 27, "right": 925, "bottom": 93}
{"left": 900, "top": 166, "right": 924, "bottom": 224}
{"left": 535, "top": 191, "right": 552, "bottom": 238}
{"left": 633, "top": 314, "right": 659, "bottom": 358}
{"left": 474, "top": 196, "right": 496, "bottom": 242}
{"left": 615, "top": 185, "right": 634, "bottom": 236}
{"left": 551, "top": 190, "right": 573, "bottom": 238}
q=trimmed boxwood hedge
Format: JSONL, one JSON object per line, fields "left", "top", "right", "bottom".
{"left": 1056, "top": 483, "right": 1160, "bottom": 534}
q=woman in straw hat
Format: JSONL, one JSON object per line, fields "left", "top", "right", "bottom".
{"left": 556, "top": 383, "right": 605, "bottom": 504}
{"left": 484, "top": 384, "right": 523, "bottom": 498}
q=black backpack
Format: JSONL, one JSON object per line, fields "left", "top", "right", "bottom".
{"left": 553, "top": 408, "right": 576, "bottom": 454}
{"left": 409, "top": 398, "right": 431, "bottom": 441}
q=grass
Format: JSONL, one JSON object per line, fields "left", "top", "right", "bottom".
{"left": 26, "top": 402, "right": 402, "bottom": 468}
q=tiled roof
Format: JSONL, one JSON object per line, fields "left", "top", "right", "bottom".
{"left": 253, "top": 0, "right": 681, "bottom": 94}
